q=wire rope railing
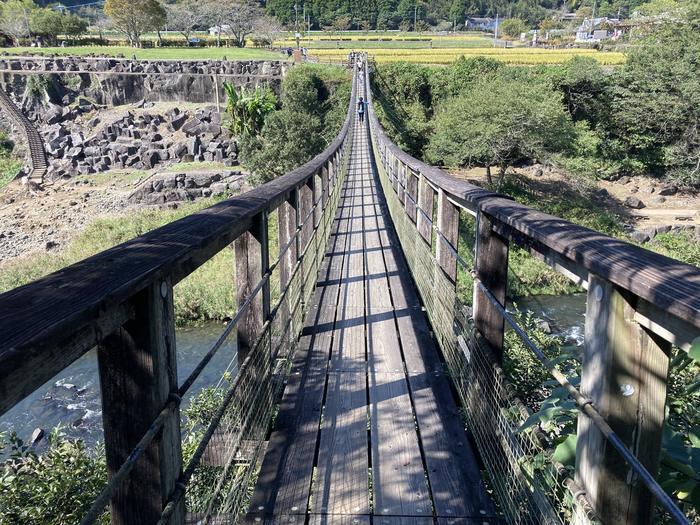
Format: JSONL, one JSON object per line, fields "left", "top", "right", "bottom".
{"left": 0, "top": 64, "right": 357, "bottom": 525}
{"left": 363, "top": 57, "right": 700, "bottom": 525}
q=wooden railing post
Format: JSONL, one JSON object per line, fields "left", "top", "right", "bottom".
{"left": 298, "top": 180, "right": 314, "bottom": 307}
{"left": 575, "top": 274, "right": 671, "bottom": 525}
{"left": 472, "top": 211, "right": 509, "bottom": 361}
{"left": 436, "top": 189, "right": 459, "bottom": 283}
{"left": 405, "top": 169, "right": 418, "bottom": 223}
{"left": 234, "top": 211, "right": 270, "bottom": 365}
{"left": 97, "top": 278, "right": 184, "bottom": 525}
{"left": 321, "top": 164, "right": 330, "bottom": 209}
{"left": 278, "top": 192, "right": 298, "bottom": 344}
{"left": 397, "top": 163, "right": 406, "bottom": 205}
{"left": 417, "top": 174, "right": 434, "bottom": 245}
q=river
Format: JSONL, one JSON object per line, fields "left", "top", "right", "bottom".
{"left": 0, "top": 322, "right": 237, "bottom": 450}
{"left": 1, "top": 295, "right": 587, "bottom": 450}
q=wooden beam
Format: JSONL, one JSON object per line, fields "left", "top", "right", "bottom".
{"left": 234, "top": 212, "right": 270, "bottom": 365}
{"left": 278, "top": 194, "right": 298, "bottom": 347}
{"left": 97, "top": 279, "right": 184, "bottom": 525}
{"left": 473, "top": 211, "right": 509, "bottom": 360}
{"left": 436, "top": 188, "right": 460, "bottom": 283}
{"left": 417, "top": 174, "right": 434, "bottom": 246}
{"left": 405, "top": 169, "right": 418, "bottom": 224}
{"left": 575, "top": 274, "right": 671, "bottom": 525}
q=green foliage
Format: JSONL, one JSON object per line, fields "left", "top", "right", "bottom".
{"left": 504, "top": 306, "right": 579, "bottom": 410}
{"left": 241, "top": 64, "right": 350, "bottom": 184}
{"left": 425, "top": 75, "right": 575, "bottom": 189}
{"left": 224, "top": 83, "right": 277, "bottom": 137}
{"left": 30, "top": 8, "right": 88, "bottom": 44}
{"left": 25, "top": 74, "right": 50, "bottom": 100}
{"left": 500, "top": 18, "right": 528, "bottom": 38}
{"left": 0, "top": 132, "right": 21, "bottom": 190}
{"left": 603, "top": 23, "right": 700, "bottom": 186}
{"left": 0, "top": 428, "right": 109, "bottom": 525}
{"left": 647, "top": 231, "right": 700, "bottom": 267}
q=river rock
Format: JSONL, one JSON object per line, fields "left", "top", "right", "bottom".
{"left": 624, "top": 196, "right": 645, "bottom": 209}
{"left": 658, "top": 185, "right": 678, "bottom": 196}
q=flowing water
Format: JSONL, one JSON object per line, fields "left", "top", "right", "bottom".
{"left": 0, "top": 322, "right": 237, "bottom": 450}
{"left": 1, "top": 295, "right": 587, "bottom": 451}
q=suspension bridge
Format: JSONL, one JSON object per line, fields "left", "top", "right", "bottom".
{"left": 0, "top": 60, "right": 698, "bottom": 525}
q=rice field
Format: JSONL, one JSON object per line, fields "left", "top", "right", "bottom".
{"left": 309, "top": 47, "right": 626, "bottom": 65}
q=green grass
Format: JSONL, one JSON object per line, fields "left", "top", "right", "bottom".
{"left": 0, "top": 199, "right": 235, "bottom": 326}
{"left": 0, "top": 158, "right": 21, "bottom": 190}
{"left": 165, "top": 161, "right": 229, "bottom": 173}
{"left": 1, "top": 46, "right": 288, "bottom": 61}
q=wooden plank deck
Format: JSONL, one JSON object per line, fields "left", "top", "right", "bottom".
{"left": 245, "top": 83, "right": 499, "bottom": 524}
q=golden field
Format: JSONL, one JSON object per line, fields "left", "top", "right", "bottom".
{"left": 308, "top": 47, "right": 626, "bottom": 65}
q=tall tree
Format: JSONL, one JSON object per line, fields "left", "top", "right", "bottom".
{"left": 103, "top": 0, "right": 166, "bottom": 47}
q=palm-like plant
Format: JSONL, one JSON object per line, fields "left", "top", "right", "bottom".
{"left": 223, "top": 82, "right": 277, "bottom": 137}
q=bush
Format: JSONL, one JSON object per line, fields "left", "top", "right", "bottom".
{"left": 0, "top": 428, "right": 109, "bottom": 525}
{"left": 241, "top": 64, "right": 351, "bottom": 184}
{"left": 500, "top": 18, "right": 528, "bottom": 38}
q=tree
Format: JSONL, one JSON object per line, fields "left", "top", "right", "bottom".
{"left": 606, "top": 22, "right": 700, "bottom": 186}
{"left": 225, "top": 1, "right": 260, "bottom": 47}
{"left": 500, "top": 18, "right": 528, "bottom": 38}
{"left": 167, "top": 0, "right": 207, "bottom": 43}
{"left": 103, "top": 0, "right": 166, "bottom": 47}
{"left": 61, "top": 14, "right": 88, "bottom": 42}
{"left": 425, "top": 76, "right": 575, "bottom": 188}
{"left": 30, "top": 8, "right": 63, "bottom": 45}
{"left": 0, "top": 0, "right": 33, "bottom": 47}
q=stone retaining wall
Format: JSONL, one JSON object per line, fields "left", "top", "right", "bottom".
{"left": 0, "top": 58, "right": 289, "bottom": 107}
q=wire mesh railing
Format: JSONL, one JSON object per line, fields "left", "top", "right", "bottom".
{"left": 364, "top": 57, "right": 699, "bottom": 525}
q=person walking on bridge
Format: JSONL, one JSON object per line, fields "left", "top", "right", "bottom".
{"left": 357, "top": 96, "right": 366, "bottom": 124}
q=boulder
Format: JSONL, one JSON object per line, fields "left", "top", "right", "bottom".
{"left": 624, "top": 196, "right": 645, "bottom": 209}
{"left": 143, "top": 149, "right": 161, "bottom": 169}
{"left": 658, "top": 185, "right": 678, "bottom": 196}
{"left": 170, "top": 112, "right": 187, "bottom": 131}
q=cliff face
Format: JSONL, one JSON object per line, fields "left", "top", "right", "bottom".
{"left": 0, "top": 58, "right": 289, "bottom": 114}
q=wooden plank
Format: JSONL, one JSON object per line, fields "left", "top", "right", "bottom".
{"left": 312, "top": 145, "right": 370, "bottom": 516}
{"left": 363, "top": 162, "right": 404, "bottom": 374}
{"left": 473, "top": 211, "right": 509, "bottom": 360}
{"left": 313, "top": 371, "right": 369, "bottom": 515}
{"left": 575, "top": 274, "right": 671, "bottom": 525}
{"left": 248, "top": 176, "right": 357, "bottom": 518}
{"left": 369, "top": 372, "right": 431, "bottom": 518}
{"left": 371, "top": 172, "right": 497, "bottom": 519}
{"left": 329, "top": 165, "right": 367, "bottom": 371}
{"left": 97, "top": 279, "right": 184, "bottom": 525}
{"left": 309, "top": 515, "right": 371, "bottom": 525}
{"left": 235, "top": 212, "right": 270, "bottom": 364}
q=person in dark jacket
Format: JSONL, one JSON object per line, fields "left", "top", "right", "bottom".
{"left": 357, "top": 97, "right": 365, "bottom": 123}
